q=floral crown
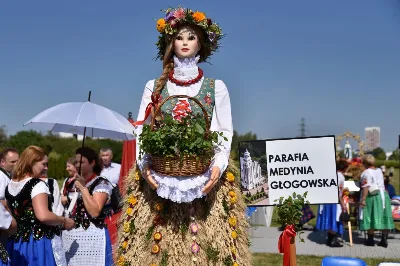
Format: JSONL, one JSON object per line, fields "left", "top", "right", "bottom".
{"left": 155, "top": 7, "right": 223, "bottom": 62}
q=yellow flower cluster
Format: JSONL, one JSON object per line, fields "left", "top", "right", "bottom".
{"left": 123, "top": 221, "right": 130, "bottom": 233}
{"left": 126, "top": 207, "right": 133, "bottom": 216}
{"left": 228, "top": 190, "right": 237, "bottom": 204}
{"left": 226, "top": 172, "right": 235, "bottom": 182}
{"left": 228, "top": 216, "right": 237, "bottom": 227}
{"left": 117, "top": 256, "right": 125, "bottom": 266}
{"left": 128, "top": 195, "right": 138, "bottom": 205}
{"left": 135, "top": 171, "right": 140, "bottom": 181}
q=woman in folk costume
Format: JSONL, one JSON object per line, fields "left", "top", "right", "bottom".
{"left": 117, "top": 7, "right": 251, "bottom": 266}
{"left": 5, "top": 146, "right": 75, "bottom": 266}
{"left": 359, "top": 155, "right": 394, "bottom": 247}
{"left": 316, "top": 159, "right": 348, "bottom": 247}
{"left": 62, "top": 147, "right": 114, "bottom": 265}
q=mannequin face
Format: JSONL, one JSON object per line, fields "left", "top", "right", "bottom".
{"left": 174, "top": 26, "right": 201, "bottom": 59}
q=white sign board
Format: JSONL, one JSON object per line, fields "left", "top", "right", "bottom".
{"left": 239, "top": 136, "right": 338, "bottom": 206}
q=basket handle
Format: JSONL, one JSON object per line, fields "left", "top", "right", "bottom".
{"left": 150, "top": 95, "right": 211, "bottom": 138}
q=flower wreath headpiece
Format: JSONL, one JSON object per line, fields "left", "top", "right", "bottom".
{"left": 155, "top": 7, "right": 223, "bottom": 62}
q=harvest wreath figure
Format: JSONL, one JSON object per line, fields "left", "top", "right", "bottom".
{"left": 117, "top": 7, "right": 251, "bottom": 266}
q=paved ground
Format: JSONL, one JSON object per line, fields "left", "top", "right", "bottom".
{"left": 249, "top": 226, "right": 400, "bottom": 260}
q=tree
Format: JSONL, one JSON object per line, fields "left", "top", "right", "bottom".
{"left": 371, "top": 147, "right": 386, "bottom": 160}
{"left": 0, "top": 125, "right": 7, "bottom": 148}
{"left": 389, "top": 150, "right": 399, "bottom": 161}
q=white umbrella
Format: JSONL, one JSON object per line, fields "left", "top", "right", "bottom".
{"left": 24, "top": 101, "right": 136, "bottom": 141}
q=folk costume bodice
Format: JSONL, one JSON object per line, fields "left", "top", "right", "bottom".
{"left": 135, "top": 55, "right": 233, "bottom": 203}
{"left": 72, "top": 176, "right": 112, "bottom": 230}
{"left": 5, "top": 178, "right": 60, "bottom": 242}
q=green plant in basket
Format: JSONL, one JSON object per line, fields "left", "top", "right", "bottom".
{"left": 273, "top": 192, "right": 309, "bottom": 242}
{"left": 139, "top": 111, "right": 227, "bottom": 160}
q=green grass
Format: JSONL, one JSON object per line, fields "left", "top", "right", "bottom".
{"left": 253, "top": 253, "right": 400, "bottom": 266}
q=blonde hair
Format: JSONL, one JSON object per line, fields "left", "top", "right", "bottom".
{"left": 363, "top": 154, "right": 376, "bottom": 167}
{"left": 13, "top": 145, "right": 47, "bottom": 181}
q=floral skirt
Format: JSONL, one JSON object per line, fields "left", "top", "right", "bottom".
{"left": 359, "top": 192, "right": 395, "bottom": 231}
{"left": 117, "top": 163, "right": 252, "bottom": 266}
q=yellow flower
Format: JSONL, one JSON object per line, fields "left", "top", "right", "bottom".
{"left": 156, "top": 18, "right": 166, "bottom": 32}
{"left": 126, "top": 207, "right": 133, "bottom": 216}
{"left": 155, "top": 202, "right": 164, "bottom": 211}
{"left": 122, "top": 240, "right": 128, "bottom": 249}
{"left": 233, "top": 262, "right": 239, "bottom": 266}
{"left": 228, "top": 191, "right": 236, "bottom": 197}
{"left": 230, "top": 196, "right": 237, "bottom": 204}
{"left": 117, "top": 256, "right": 125, "bottom": 266}
{"left": 123, "top": 221, "right": 130, "bottom": 233}
{"left": 231, "top": 230, "right": 238, "bottom": 239}
{"left": 128, "top": 195, "right": 138, "bottom": 205}
{"left": 226, "top": 172, "right": 235, "bottom": 182}
{"left": 135, "top": 171, "right": 140, "bottom": 181}
{"left": 228, "top": 217, "right": 237, "bottom": 227}
{"left": 231, "top": 247, "right": 237, "bottom": 255}
{"left": 192, "top": 11, "right": 206, "bottom": 22}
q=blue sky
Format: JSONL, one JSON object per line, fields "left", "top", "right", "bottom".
{"left": 1, "top": 0, "right": 400, "bottom": 151}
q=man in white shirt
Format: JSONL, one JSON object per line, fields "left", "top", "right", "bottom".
{"left": 99, "top": 148, "right": 121, "bottom": 186}
{"left": 0, "top": 148, "right": 19, "bottom": 200}
{"left": 0, "top": 147, "right": 18, "bottom": 248}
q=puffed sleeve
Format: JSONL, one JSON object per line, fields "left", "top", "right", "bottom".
{"left": 210, "top": 80, "right": 233, "bottom": 175}
{"left": 361, "top": 169, "right": 373, "bottom": 188}
{"left": 135, "top": 80, "right": 156, "bottom": 171}
{"left": 31, "top": 181, "right": 50, "bottom": 199}
{"left": 93, "top": 178, "right": 113, "bottom": 200}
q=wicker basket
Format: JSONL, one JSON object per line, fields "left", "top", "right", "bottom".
{"left": 149, "top": 95, "right": 212, "bottom": 177}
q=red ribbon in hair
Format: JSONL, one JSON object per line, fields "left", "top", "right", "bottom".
{"left": 278, "top": 224, "right": 296, "bottom": 266}
{"left": 133, "top": 92, "right": 162, "bottom": 127}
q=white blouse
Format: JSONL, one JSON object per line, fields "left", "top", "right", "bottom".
{"left": 0, "top": 204, "right": 12, "bottom": 231}
{"left": 8, "top": 178, "right": 50, "bottom": 198}
{"left": 135, "top": 56, "right": 233, "bottom": 203}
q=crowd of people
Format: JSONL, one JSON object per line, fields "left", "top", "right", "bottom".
{"left": 0, "top": 145, "right": 121, "bottom": 266}
{"left": 315, "top": 155, "right": 396, "bottom": 248}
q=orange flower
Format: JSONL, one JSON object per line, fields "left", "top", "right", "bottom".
{"left": 228, "top": 191, "right": 236, "bottom": 197}
{"left": 150, "top": 264, "right": 157, "bottom": 266}
{"left": 231, "top": 230, "right": 238, "bottom": 239}
{"left": 128, "top": 195, "right": 138, "bottom": 206}
{"left": 155, "top": 202, "right": 164, "bottom": 211}
{"left": 230, "top": 196, "right": 237, "bottom": 204}
{"left": 122, "top": 240, "right": 128, "bottom": 249}
{"left": 117, "top": 256, "right": 125, "bottom": 266}
{"left": 135, "top": 171, "right": 140, "bottom": 180}
{"left": 154, "top": 232, "right": 163, "bottom": 241}
{"left": 226, "top": 172, "right": 235, "bottom": 182}
{"left": 192, "top": 11, "right": 206, "bottom": 22}
{"left": 156, "top": 18, "right": 166, "bottom": 32}
{"left": 126, "top": 207, "right": 133, "bottom": 216}
{"left": 151, "top": 244, "right": 161, "bottom": 254}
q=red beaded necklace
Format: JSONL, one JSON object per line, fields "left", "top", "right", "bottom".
{"left": 168, "top": 68, "right": 204, "bottom": 86}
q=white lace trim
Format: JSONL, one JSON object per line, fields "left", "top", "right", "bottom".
{"left": 152, "top": 167, "right": 211, "bottom": 203}
{"left": 173, "top": 55, "right": 200, "bottom": 81}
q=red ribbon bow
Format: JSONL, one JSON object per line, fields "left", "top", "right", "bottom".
{"left": 133, "top": 92, "right": 162, "bottom": 127}
{"left": 278, "top": 224, "right": 296, "bottom": 266}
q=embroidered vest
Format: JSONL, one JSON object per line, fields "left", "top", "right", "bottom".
{"left": 73, "top": 177, "right": 112, "bottom": 230}
{"left": 156, "top": 78, "right": 216, "bottom": 119}
{"left": 5, "top": 179, "right": 60, "bottom": 242}
{"left": 0, "top": 243, "right": 8, "bottom": 264}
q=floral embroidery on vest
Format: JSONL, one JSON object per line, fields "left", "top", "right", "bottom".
{"left": 73, "top": 177, "right": 111, "bottom": 230}
{"left": 155, "top": 77, "right": 215, "bottom": 120}
{"left": 5, "top": 179, "right": 60, "bottom": 242}
{"left": 0, "top": 243, "right": 8, "bottom": 264}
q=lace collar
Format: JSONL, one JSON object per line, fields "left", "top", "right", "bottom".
{"left": 173, "top": 55, "right": 200, "bottom": 81}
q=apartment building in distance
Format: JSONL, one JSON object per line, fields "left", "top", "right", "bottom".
{"left": 365, "top": 127, "right": 380, "bottom": 151}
